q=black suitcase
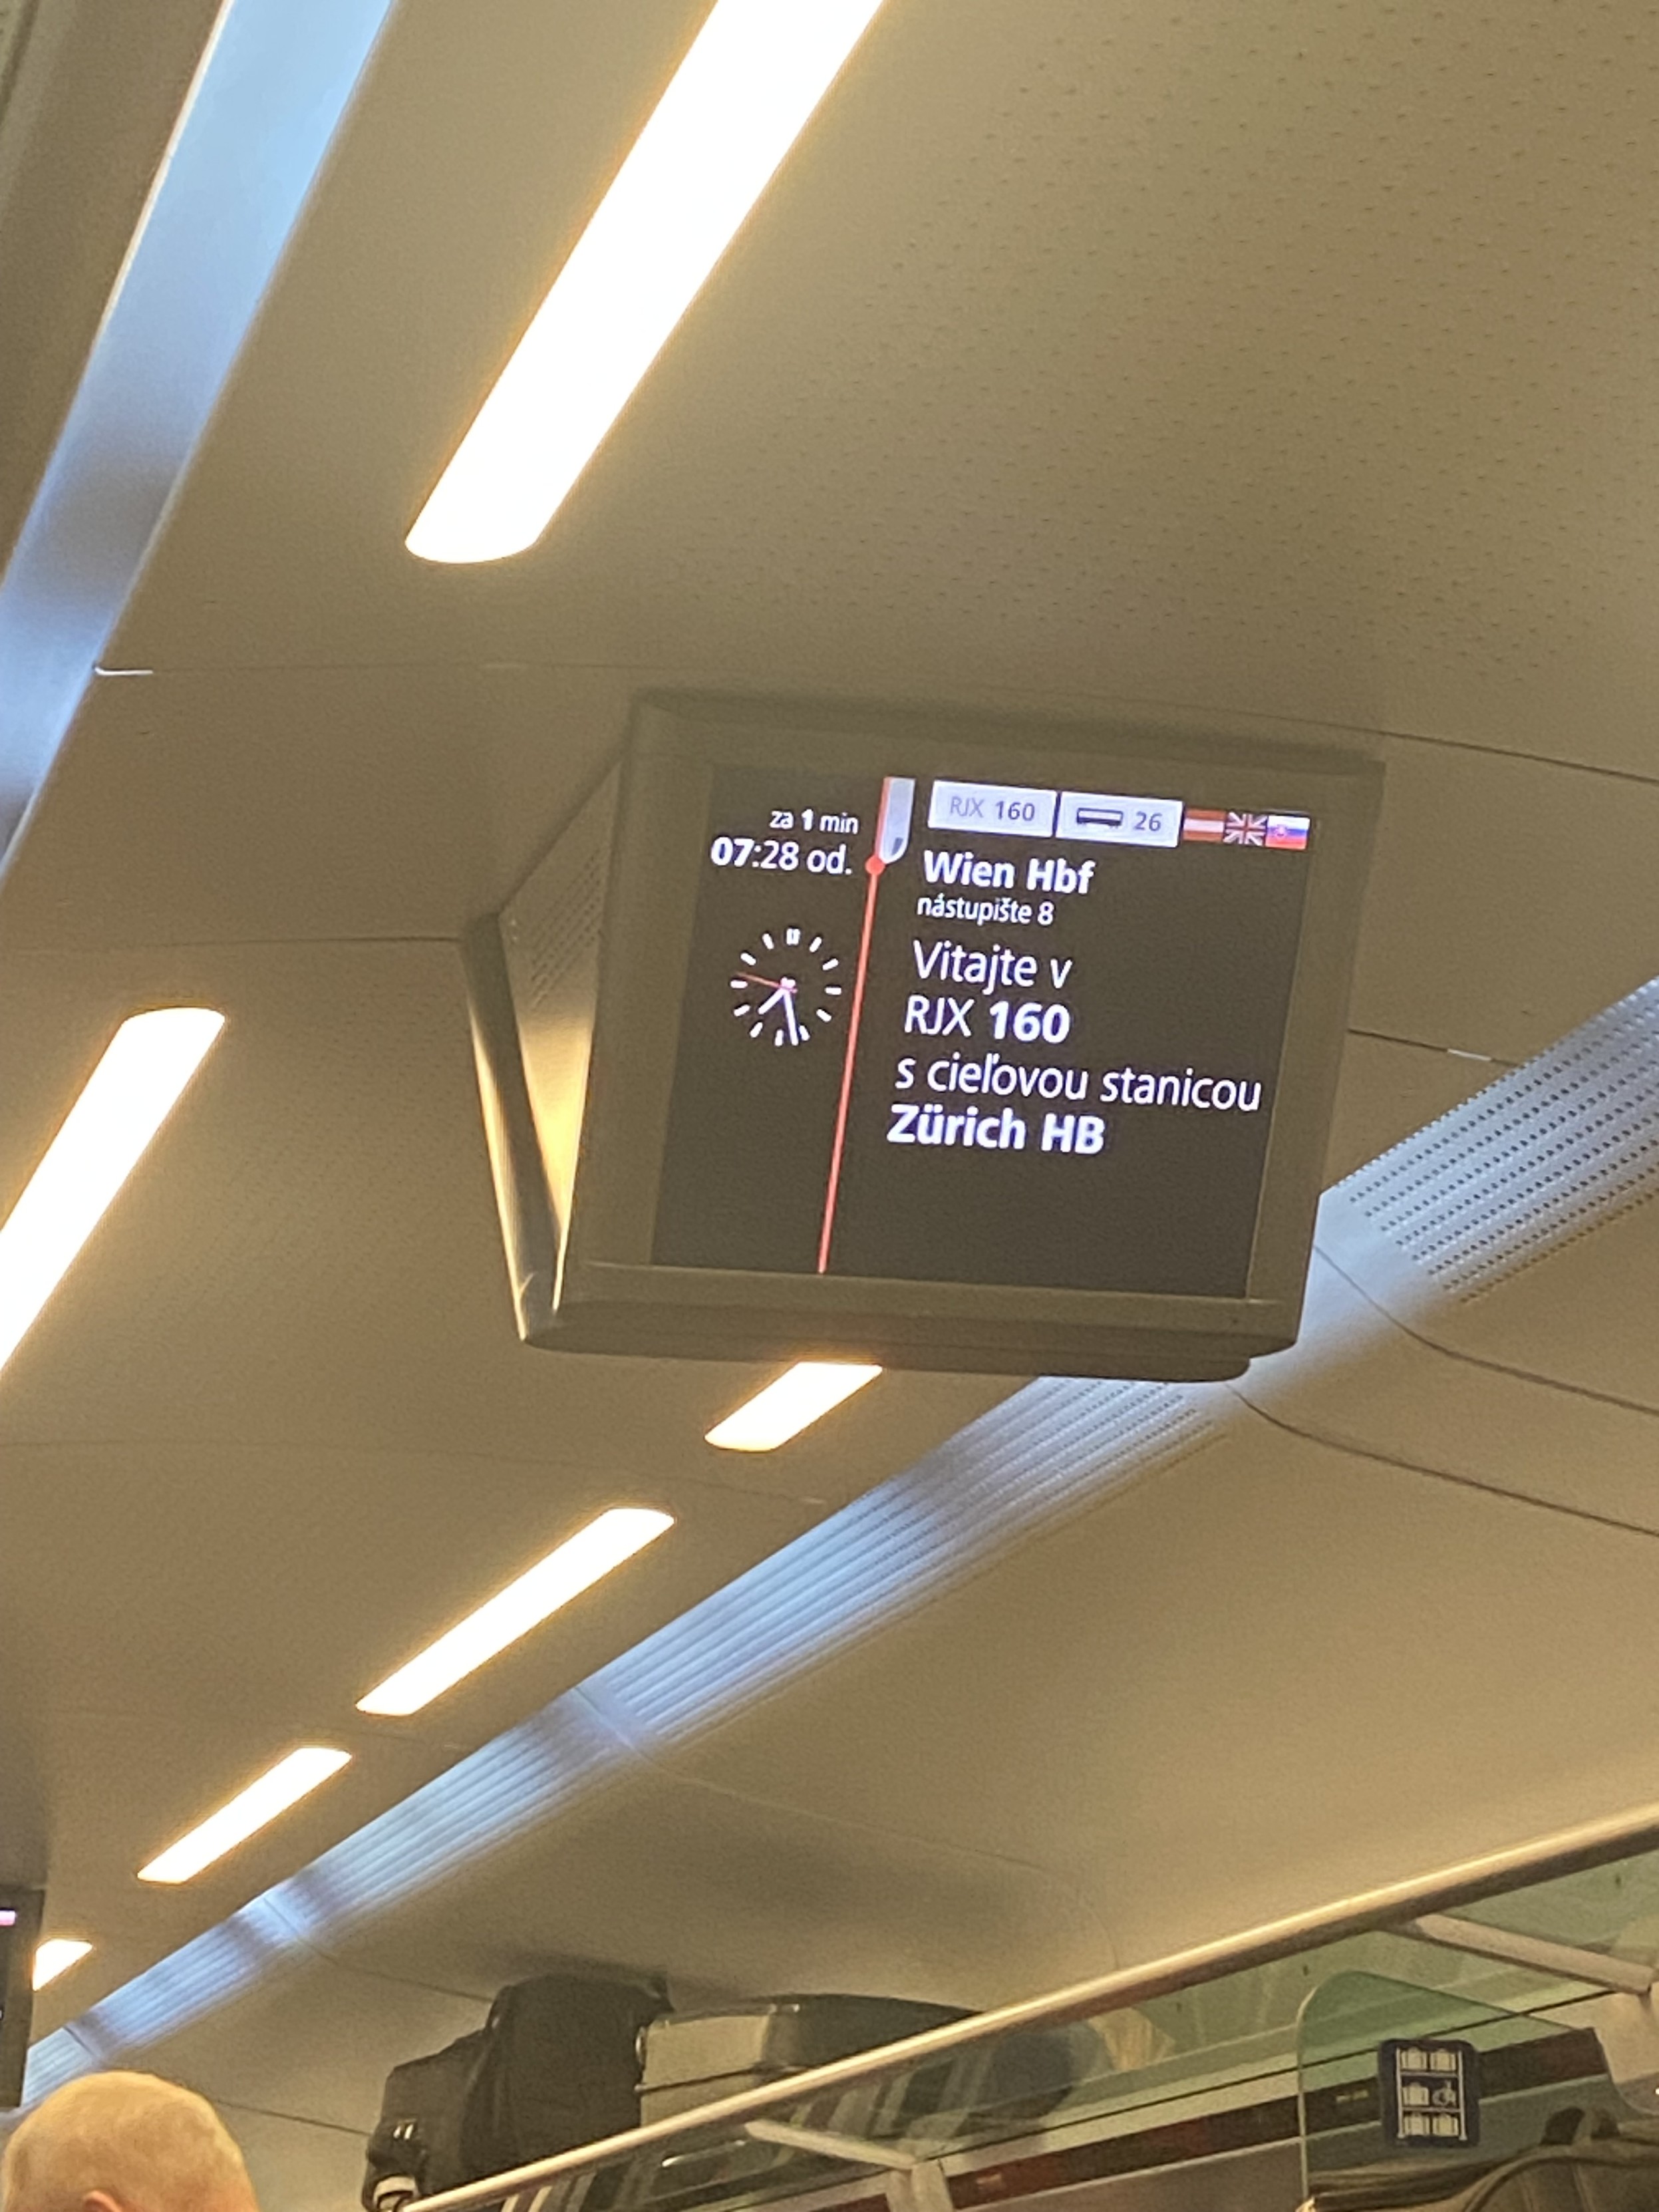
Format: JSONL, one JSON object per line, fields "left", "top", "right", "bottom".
{"left": 365, "top": 2033, "right": 486, "bottom": 2210}
{"left": 637, "top": 1994, "right": 968, "bottom": 2122}
{"left": 363, "top": 1971, "right": 667, "bottom": 2211}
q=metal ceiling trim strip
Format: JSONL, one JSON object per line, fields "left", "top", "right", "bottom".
{"left": 0, "top": 0, "right": 396, "bottom": 856}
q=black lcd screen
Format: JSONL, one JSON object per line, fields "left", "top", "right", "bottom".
{"left": 651, "top": 760, "right": 1312, "bottom": 1298}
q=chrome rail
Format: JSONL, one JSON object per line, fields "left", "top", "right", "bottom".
{"left": 407, "top": 1796, "right": 1659, "bottom": 2212}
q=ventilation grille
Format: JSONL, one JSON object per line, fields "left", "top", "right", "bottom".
{"left": 25, "top": 1373, "right": 1217, "bottom": 2101}
{"left": 504, "top": 846, "right": 606, "bottom": 1021}
{"left": 1343, "top": 978, "right": 1659, "bottom": 1299}
{"left": 595, "top": 1374, "right": 1215, "bottom": 1745}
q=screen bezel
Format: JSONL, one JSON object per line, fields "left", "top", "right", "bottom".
{"left": 0, "top": 1885, "right": 43, "bottom": 2110}
{"left": 543, "top": 695, "right": 1380, "bottom": 1372}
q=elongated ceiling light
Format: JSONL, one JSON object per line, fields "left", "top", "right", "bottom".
{"left": 406, "top": 0, "right": 891, "bottom": 563}
{"left": 0, "top": 1008, "right": 224, "bottom": 1380}
{"left": 33, "top": 1939, "right": 93, "bottom": 1990}
{"left": 357, "top": 1506, "right": 674, "bottom": 1716}
{"left": 706, "top": 1361, "right": 881, "bottom": 1450}
{"left": 138, "top": 1748, "right": 351, "bottom": 1884}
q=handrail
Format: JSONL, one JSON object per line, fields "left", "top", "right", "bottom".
{"left": 407, "top": 1796, "right": 1659, "bottom": 2212}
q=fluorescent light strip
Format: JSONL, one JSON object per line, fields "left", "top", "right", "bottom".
{"left": 0, "top": 1008, "right": 224, "bottom": 1379}
{"left": 406, "top": 0, "right": 891, "bottom": 563}
{"left": 33, "top": 1940, "right": 93, "bottom": 1990}
{"left": 357, "top": 1507, "right": 674, "bottom": 1717}
{"left": 138, "top": 1749, "right": 351, "bottom": 1885}
{"left": 25, "top": 1377, "right": 1207, "bottom": 2104}
{"left": 706, "top": 1361, "right": 881, "bottom": 1451}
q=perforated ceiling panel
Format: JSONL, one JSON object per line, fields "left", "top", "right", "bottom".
{"left": 80, "top": 0, "right": 1659, "bottom": 785}
{"left": 1344, "top": 978, "right": 1659, "bottom": 1299}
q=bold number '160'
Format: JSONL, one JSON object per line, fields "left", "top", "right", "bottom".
{"left": 988, "top": 1001, "right": 1072, "bottom": 1043}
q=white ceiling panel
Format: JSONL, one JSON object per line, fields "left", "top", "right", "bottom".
{"left": 0, "top": 931, "right": 1012, "bottom": 2032}
{"left": 1344, "top": 742, "right": 1659, "bottom": 1060}
{"left": 1441, "top": 1204, "right": 1659, "bottom": 1412}
{"left": 1320, "top": 985, "right": 1659, "bottom": 1410}
{"left": 214, "top": 2107, "right": 377, "bottom": 2212}
{"left": 329, "top": 1758, "right": 1110, "bottom": 2012}
{"left": 663, "top": 1415, "right": 1659, "bottom": 1974}
{"left": 0, "top": 665, "right": 637, "bottom": 949}
{"left": 1338, "top": 1191, "right": 1659, "bottom": 1418}
{"left": 1236, "top": 1253, "right": 1659, "bottom": 1535}
{"left": 85, "top": 0, "right": 1659, "bottom": 786}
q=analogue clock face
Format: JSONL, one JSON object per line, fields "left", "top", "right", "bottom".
{"left": 729, "top": 927, "right": 845, "bottom": 1046}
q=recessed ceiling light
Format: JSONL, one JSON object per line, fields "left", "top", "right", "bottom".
{"left": 138, "top": 1748, "right": 351, "bottom": 1884}
{"left": 0, "top": 1008, "right": 224, "bottom": 1380}
{"left": 706, "top": 1362, "right": 881, "bottom": 1451}
{"left": 406, "top": 0, "right": 891, "bottom": 563}
{"left": 33, "top": 1939, "right": 93, "bottom": 1990}
{"left": 356, "top": 1507, "right": 675, "bottom": 1717}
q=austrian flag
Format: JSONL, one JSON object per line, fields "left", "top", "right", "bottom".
{"left": 1181, "top": 810, "right": 1227, "bottom": 842}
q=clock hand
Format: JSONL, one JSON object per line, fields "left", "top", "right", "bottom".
{"left": 734, "top": 973, "right": 790, "bottom": 992}
{"left": 784, "top": 994, "right": 802, "bottom": 1045}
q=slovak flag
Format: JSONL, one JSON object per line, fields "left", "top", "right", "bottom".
{"left": 1265, "top": 814, "right": 1311, "bottom": 850}
{"left": 1222, "top": 812, "right": 1269, "bottom": 845}
{"left": 1181, "top": 809, "right": 1227, "bottom": 842}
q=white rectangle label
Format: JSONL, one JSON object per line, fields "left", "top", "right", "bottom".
{"left": 927, "top": 780, "right": 1057, "bottom": 838}
{"left": 1056, "top": 791, "right": 1183, "bottom": 847}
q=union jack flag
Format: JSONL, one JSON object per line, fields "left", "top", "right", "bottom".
{"left": 1222, "top": 812, "right": 1269, "bottom": 845}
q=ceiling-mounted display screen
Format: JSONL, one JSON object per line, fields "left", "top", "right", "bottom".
{"left": 0, "top": 1888, "right": 43, "bottom": 2109}
{"left": 652, "top": 765, "right": 1311, "bottom": 1300}
{"left": 470, "top": 697, "right": 1382, "bottom": 1379}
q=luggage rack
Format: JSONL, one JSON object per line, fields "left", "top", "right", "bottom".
{"left": 403, "top": 1801, "right": 1659, "bottom": 2212}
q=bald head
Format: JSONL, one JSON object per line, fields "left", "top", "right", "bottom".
{"left": 1, "top": 2074, "right": 255, "bottom": 2212}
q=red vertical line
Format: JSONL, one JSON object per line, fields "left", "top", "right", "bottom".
{"left": 818, "top": 850, "right": 886, "bottom": 1273}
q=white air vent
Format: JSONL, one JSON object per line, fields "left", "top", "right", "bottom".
{"left": 1343, "top": 979, "right": 1659, "bottom": 1299}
